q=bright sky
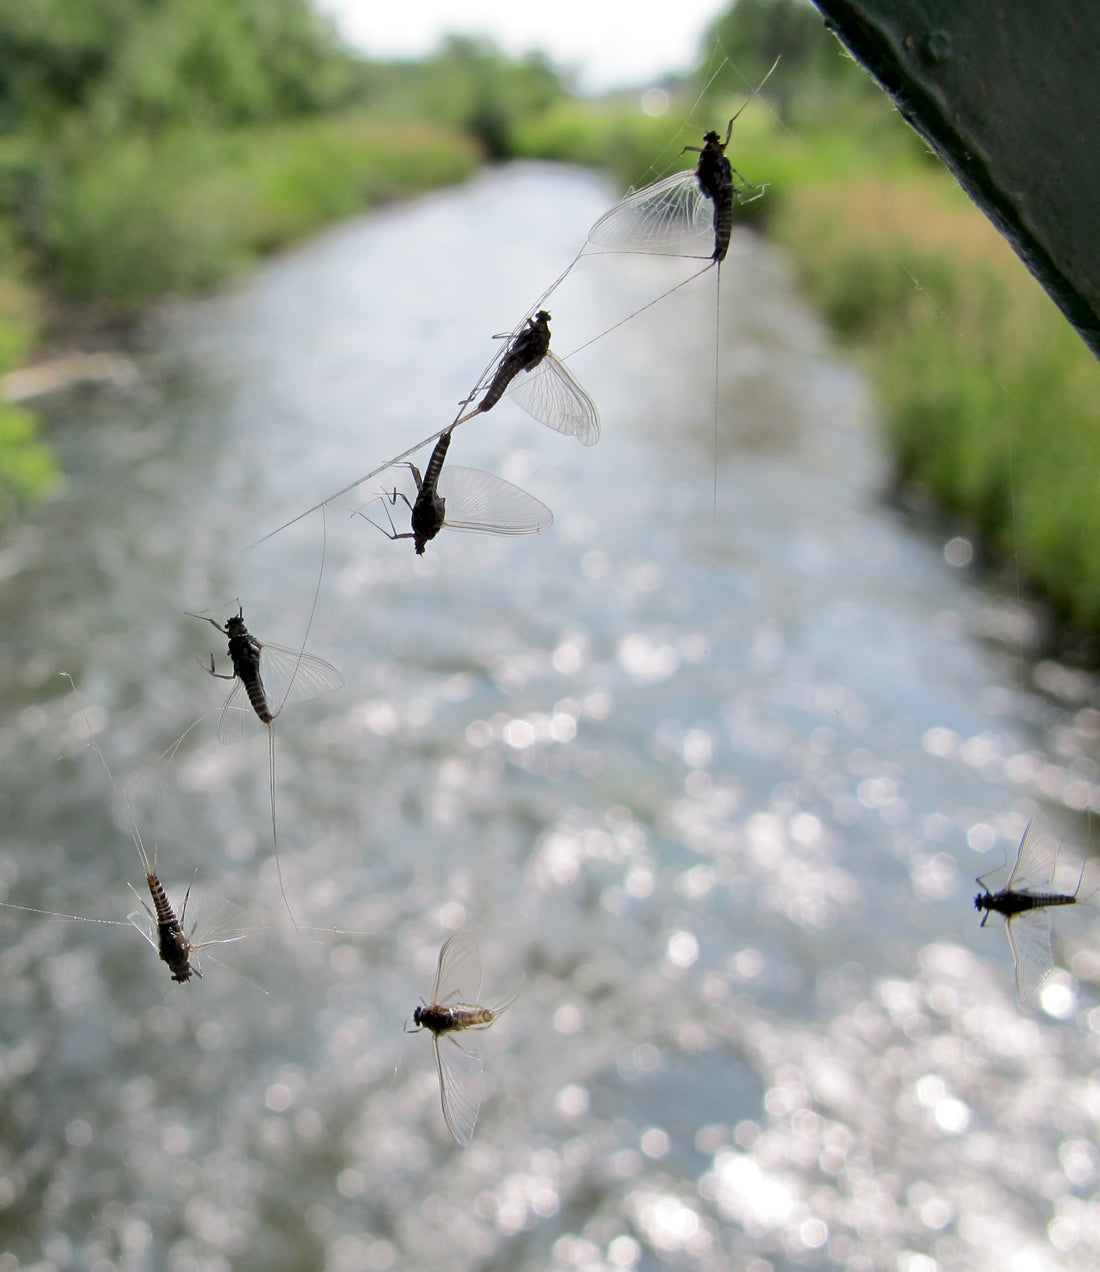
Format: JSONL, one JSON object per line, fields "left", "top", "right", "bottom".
{"left": 313, "top": 0, "right": 730, "bottom": 93}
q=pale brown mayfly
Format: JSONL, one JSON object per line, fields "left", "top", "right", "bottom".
{"left": 407, "top": 932, "right": 517, "bottom": 1146}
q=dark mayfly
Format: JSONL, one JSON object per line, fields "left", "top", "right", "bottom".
{"left": 455, "top": 310, "right": 600, "bottom": 446}
{"left": 191, "top": 605, "right": 344, "bottom": 744}
{"left": 190, "top": 606, "right": 344, "bottom": 924}
{"left": 406, "top": 931, "right": 517, "bottom": 1147}
{"left": 586, "top": 60, "right": 778, "bottom": 263}
{"left": 9, "top": 676, "right": 252, "bottom": 983}
{"left": 363, "top": 427, "right": 553, "bottom": 555}
{"left": 975, "top": 813, "right": 1086, "bottom": 1006}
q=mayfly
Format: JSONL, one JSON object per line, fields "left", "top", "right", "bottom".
{"left": 190, "top": 605, "right": 343, "bottom": 925}
{"left": 362, "top": 427, "right": 553, "bottom": 555}
{"left": 585, "top": 58, "right": 778, "bottom": 264}
{"left": 455, "top": 310, "right": 600, "bottom": 446}
{"left": 9, "top": 675, "right": 252, "bottom": 983}
{"left": 975, "top": 813, "right": 1087, "bottom": 1006}
{"left": 406, "top": 931, "right": 517, "bottom": 1147}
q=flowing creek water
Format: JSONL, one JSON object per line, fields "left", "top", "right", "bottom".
{"left": 1, "top": 162, "right": 1100, "bottom": 1272}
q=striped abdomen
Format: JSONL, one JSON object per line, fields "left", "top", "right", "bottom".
{"left": 225, "top": 620, "right": 271, "bottom": 723}
{"left": 711, "top": 179, "right": 733, "bottom": 261}
{"left": 477, "top": 312, "right": 552, "bottom": 413}
{"left": 411, "top": 430, "right": 452, "bottom": 554}
{"left": 415, "top": 430, "right": 453, "bottom": 504}
{"left": 147, "top": 872, "right": 195, "bottom": 983}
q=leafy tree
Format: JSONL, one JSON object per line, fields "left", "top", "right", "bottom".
{"left": 700, "top": 0, "right": 876, "bottom": 122}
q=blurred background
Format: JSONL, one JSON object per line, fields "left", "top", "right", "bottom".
{"left": 2, "top": 2, "right": 1100, "bottom": 1270}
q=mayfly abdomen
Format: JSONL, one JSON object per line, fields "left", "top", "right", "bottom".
{"left": 449, "top": 1004, "right": 497, "bottom": 1028}
{"left": 419, "top": 428, "right": 453, "bottom": 494}
{"left": 144, "top": 873, "right": 197, "bottom": 983}
{"left": 709, "top": 166, "right": 734, "bottom": 262}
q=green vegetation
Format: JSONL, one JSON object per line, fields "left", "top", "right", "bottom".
{"left": 0, "top": 7, "right": 566, "bottom": 515}
{"left": 776, "top": 170, "right": 1100, "bottom": 632}
{"left": 40, "top": 117, "right": 478, "bottom": 303}
{"left": 0, "top": 262, "right": 57, "bottom": 514}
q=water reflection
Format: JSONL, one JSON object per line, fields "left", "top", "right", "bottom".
{"left": 0, "top": 163, "right": 1099, "bottom": 1269}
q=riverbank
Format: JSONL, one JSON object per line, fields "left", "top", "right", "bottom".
{"left": 0, "top": 112, "right": 480, "bottom": 511}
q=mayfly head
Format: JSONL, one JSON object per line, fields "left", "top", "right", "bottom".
{"left": 224, "top": 612, "right": 249, "bottom": 638}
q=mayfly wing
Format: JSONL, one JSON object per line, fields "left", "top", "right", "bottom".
{"left": 216, "top": 643, "right": 344, "bottom": 744}
{"left": 257, "top": 642, "right": 344, "bottom": 717}
{"left": 435, "top": 1032, "right": 484, "bottom": 1148}
{"left": 1008, "top": 813, "right": 1060, "bottom": 892}
{"left": 437, "top": 467, "right": 553, "bottom": 536}
{"left": 187, "top": 893, "right": 253, "bottom": 950}
{"left": 433, "top": 930, "right": 482, "bottom": 1006}
{"left": 586, "top": 169, "right": 713, "bottom": 257}
{"left": 506, "top": 352, "right": 600, "bottom": 446}
{"left": 127, "top": 908, "right": 159, "bottom": 951}
{"left": 216, "top": 678, "right": 255, "bottom": 746}
{"left": 128, "top": 892, "right": 250, "bottom": 964}
{"left": 1006, "top": 905, "right": 1056, "bottom": 1006}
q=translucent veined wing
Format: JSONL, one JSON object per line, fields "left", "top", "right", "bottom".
{"left": 215, "top": 679, "right": 255, "bottom": 746}
{"left": 127, "top": 909, "right": 160, "bottom": 953}
{"left": 1005, "top": 906, "right": 1055, "bottom": 1006}
{"left": 433, "top": 931, "right": 482, "bottom": 1007}
{"left": 1008, "top": 814, "right": 1059, "bottom": 892}
{"left": 438, "top": 467, "right": 553, "bottom": 536}
{"left": 216, "top": 643, "right": 344, "bottom": 745}
{"left": 586, "top": 169, "right": 714, "bottom": 257}
{"left": 127, "top": 893, "right": 251, "bottom": 969}
{"left": 434, "top": 1032, "right": 484, "bottom": 1147}
{"left": 506, "top": 353, "right": 600, "bottom": 446}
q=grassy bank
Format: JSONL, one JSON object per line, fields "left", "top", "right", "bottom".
{"left": 0, "top": 113, "right": 479, "bottom": 510}
{"left": 763, "top": 124, "right": 1100, "bottom": 638}
{"left": 38, "top": 113, "right": 480, "bottom": 305}
{"left": 517, "top": 94, "right": 1100, "bottom": 643}
{"left": 0, "top": 257, "right": 60, "bottom": 514}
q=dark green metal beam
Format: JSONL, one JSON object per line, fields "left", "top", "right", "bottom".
{"left": 812, "top": 0, "right": 1100, "bottom": 359}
